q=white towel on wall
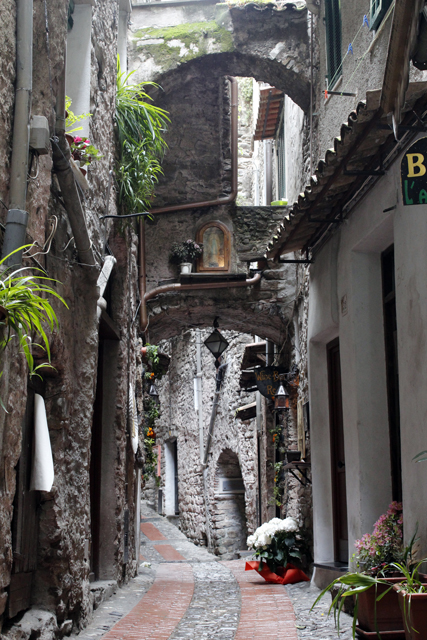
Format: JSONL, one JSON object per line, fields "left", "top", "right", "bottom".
{"left": 30, "top": 394, "right": 54, "bottom": 492}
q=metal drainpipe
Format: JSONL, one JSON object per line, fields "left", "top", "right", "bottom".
{"left": 52, "top": 51, "right": 96, "bottom": 267}
{"left": 1, "top": 0, "right": 33, "bottom": 266}
{"left": 138, "top": 78, "right": 239, "bottom": 330}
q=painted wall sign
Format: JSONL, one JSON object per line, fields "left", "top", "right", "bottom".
{"left": 254, "top": 366, "right": 287, "bottom": 399}
{"left": 401, "top": 137, "right": 427, "bottom": 206}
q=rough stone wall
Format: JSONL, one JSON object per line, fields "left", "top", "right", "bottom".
{"left": 151, "top": 330, "right": 258, "bottom": 557}
{"left": 0, "top": 0, "right": 15, "bottom": 213}
{"left": 236, "top": 77, "right": 254, "bottom": 206}
{"left": 0, "top": 1, "right": 143, "bottom": 635}
{"left": 314, "top": 0, "right": 427, "bottom": 164}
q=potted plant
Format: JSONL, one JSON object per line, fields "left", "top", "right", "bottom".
{"left": 392, "top": 561, "right": 427, "bottom": 640}
{"left": 169, "top": 239, "right": 203, "bottom": 274}
{"left": 311, "top": 502, "right": 419, "bottom": 638}
{"left": 0, "top": 246, "right": 68, "bottom": 410}
{"left": 65, "top": 97, "right": 103, "bottom": 177}
{"left": 245, "top": 516, "right": 311, "bottom": 585}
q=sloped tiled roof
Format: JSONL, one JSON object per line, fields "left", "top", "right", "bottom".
{"left": 265, "top": 82, "right": 427, "bottom": 259}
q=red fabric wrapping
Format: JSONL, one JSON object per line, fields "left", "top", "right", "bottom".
{"left": 245, "top": 560, "right": 310, "bottom": 585}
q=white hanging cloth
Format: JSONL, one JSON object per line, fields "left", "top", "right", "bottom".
{"left": 128, "top": 383, "right": 138, "bottom": 454}
{"left": 30, "top": 394, "right": 54, "bottom": 491}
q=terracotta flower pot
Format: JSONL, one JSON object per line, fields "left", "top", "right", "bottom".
{"left": 396, "top": 587, "right": 427, "bottom": 640}
{"left": 357, "top": 577, "right": 405, "bottom": 633}
{"left": 65, "top": 133, "right": 74, "bottom": 146}
{"left": 0, "top": 305, "right": 7, "bottom": 322}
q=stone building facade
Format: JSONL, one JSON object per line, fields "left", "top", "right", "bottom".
{"left": 0, "top": 1, "right": 144, "bottom": 637}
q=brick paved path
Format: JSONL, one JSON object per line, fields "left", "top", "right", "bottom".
{"left": 71, "top": 504, "right": 354, "bottom": 640}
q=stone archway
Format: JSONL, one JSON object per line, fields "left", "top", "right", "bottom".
{"left": 129, "top": 3, "right": 310, "bottom": 111}
{"left": 212, "top": 448, "right": 248, "bottom": 559}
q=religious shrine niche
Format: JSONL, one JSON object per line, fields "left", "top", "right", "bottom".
{"left": 196, "top": 221, "right": 231, "bottom": 272}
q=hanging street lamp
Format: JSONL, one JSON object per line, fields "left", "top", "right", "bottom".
{"left": 148, "top": 383, "right": 160, "bottom": 405}
{"left": 204, "top": 319, "right": 229, "bottom": 368}
{"left": 275, "top": 379, "right": 290, "bottom": 412}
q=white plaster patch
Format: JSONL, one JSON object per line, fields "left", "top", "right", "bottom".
{"left": 168, "top": 39, "right": 190, "bottom": 57}
{"left": 268, "top": 42, "right": 285, "bottom": 60}
{"left": 138, "top": 38, "right": 165, "bottom": 46}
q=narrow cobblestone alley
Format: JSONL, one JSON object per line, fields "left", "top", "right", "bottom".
{"left": 70, "top": 504, "right": 354, "bottom": 640}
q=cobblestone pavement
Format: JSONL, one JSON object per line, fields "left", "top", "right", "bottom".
{"left": 71, "top": 503, "right": 355, "bottom": 640}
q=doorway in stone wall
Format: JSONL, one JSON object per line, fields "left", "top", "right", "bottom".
{"left": 165, "top": 439, "right": 178, "bottom": 516}
{"left": 213, "top": 449, "right": 247, "bottom": 559}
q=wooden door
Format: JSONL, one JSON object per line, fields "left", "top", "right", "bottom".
{"left": 327, "top": 339, "right": 348, "bottom": 563}
{"left": 382, "top": 246, "right": 402, "bottom": 502}
{"left": 9, "top": 383, "right": 42, "bottom": 618}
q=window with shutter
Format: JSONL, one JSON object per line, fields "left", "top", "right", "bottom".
{"left": 370, "top": 0, "right": 393, "bottom": 31}
{"left": 325, "top": 0, "right": 342, "bottom": 88}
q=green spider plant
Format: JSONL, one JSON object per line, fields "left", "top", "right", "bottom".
{"left": 115, "top": 56, "right": 169, "bottom": 212}
{"left": 0, "top": 247, "right": 68, "bottom": 408}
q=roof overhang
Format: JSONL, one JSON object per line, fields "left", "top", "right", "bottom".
{"left": 266, "top": 0, "right": 426, "bottom": 259}
{"left": 254, "top": 88, "right": 284, "bottom": 141}
{"left": 266, "top": 82, "right": 427, "bottom": 259}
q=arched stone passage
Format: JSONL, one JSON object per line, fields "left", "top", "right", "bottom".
{"left": 145, "top": 289, "right": 289, "bottom": 345}
{"left": 148, "top": 52, "right": 310, "bottom": 114}
{"left": 212, "top": 448, "right": 248, "bottom": 559}
{"left": 130, "top": 2, "right": 310, "bottom": 111}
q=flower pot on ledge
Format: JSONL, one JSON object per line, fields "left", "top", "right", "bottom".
{"left": 395, "top": 586, "right": 427, "bottom": 640}
{"left": 356, "top": 577, "right": 405, "bottom": 634}
{"left": 180, "top": 262, "right": 192, "bottom": 275}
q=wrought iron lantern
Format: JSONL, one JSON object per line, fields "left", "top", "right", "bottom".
{"left": 204, "top": 320, "right": 229, "bottom": 367}
{"left": 148, "top": 383, "right": 160, "bottom": 405}
{"left": 275, "top": 379, "right": 289, "bottom": 412}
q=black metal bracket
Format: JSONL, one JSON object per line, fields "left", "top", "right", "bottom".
{"left": 288, "top": 467, "right": 311, "bottom": 487}
{"left": 326, "top": 90, "right": 357, "bottom": 97}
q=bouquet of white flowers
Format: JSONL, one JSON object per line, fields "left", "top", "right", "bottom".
{"left": 247, "top": 517, "right": 310, "bottom": 574}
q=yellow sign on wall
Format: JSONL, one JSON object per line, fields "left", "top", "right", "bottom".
{"left": 401, "top": 137, "right": 427, "bottom": 205}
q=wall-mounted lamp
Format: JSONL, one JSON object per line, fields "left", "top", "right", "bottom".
{"left": 275, "top": 379, "right": 289, "bottom": 412}
{"left": 148, "top": 383, "right": 160, "bottom": 405}
{"left": 204, "top": 318, "right": 229, "bottom": 367}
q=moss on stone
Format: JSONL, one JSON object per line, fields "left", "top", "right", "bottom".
{"left": 133, "top": 21, "right": 234, "bottom": 71}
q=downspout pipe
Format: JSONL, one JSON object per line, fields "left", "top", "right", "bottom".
{"left": 1, "top": 0, "right": 33, "bottom": 266}
{"left": 52, "top": 53, "right": 96, "bottom": 267}
{"left": 148, "top": 77, "right": 238, "bottom": 215}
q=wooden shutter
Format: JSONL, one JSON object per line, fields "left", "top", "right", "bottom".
{"left": 370, "top": 0, "right": 393, "bottom": 31}
{"left": 325, "top": 0, "right": 342, "bottom": 87}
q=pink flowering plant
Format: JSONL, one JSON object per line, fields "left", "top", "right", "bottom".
{"left": 69, "top": 136, "right": 103, "bottom": 167}
{"left": 353, "top": 501, "right": 406, "bottom": 576}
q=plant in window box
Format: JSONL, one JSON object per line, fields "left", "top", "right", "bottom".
{"left": 64, "top": 97, "right": 103, "bottom": 177}
{"left": 169, "top": 239, "right": 203, "bottom": 274}
{"left": 392, "top": 560, "right": 427, "bottom": 640}
{"left": 141, "top": 343, "right": 166, "bottom": 380}
{"left": 311, "top": 502, "right": 422, "bottom": 638}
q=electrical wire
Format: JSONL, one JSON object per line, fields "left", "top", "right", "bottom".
{"left": 23, "top": 215, "right": 58, "bottom": 259}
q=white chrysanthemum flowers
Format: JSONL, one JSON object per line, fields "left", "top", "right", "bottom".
{"left": 246, "top": 516, "right": 298, "bottom": 549}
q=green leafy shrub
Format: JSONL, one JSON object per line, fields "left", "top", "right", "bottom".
{"left": 115, "top": 57, "right": 169, "bottom": 213}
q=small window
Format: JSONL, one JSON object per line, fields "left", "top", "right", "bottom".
{"left": 370, "top": 0, "right": 393, "bottom": 31}
{"left": 218, "top": 478, "right": 245, "bottom": 494}
{"left": 196, "top": 221, "right": 230, "bottom": 272}
{"left": 325, "top": 0, "right": 342, "bottom": 88}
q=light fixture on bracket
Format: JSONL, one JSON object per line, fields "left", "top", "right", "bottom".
{"left": 204, "top": 317, "right": 229, "bottom": 368}
{"left": 274, "top": 375, "right": 290, "bottom": 412}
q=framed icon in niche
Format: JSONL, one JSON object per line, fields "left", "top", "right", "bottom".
{"left": 196, "top": 221, "right": 230, "bottom": 272}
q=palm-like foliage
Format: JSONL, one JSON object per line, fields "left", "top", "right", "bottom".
{"left": 0, "top": 248, "right": 68, "bottom": 406}
{"left": 115, "top": 57, "right": 169, "bottom": 212}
